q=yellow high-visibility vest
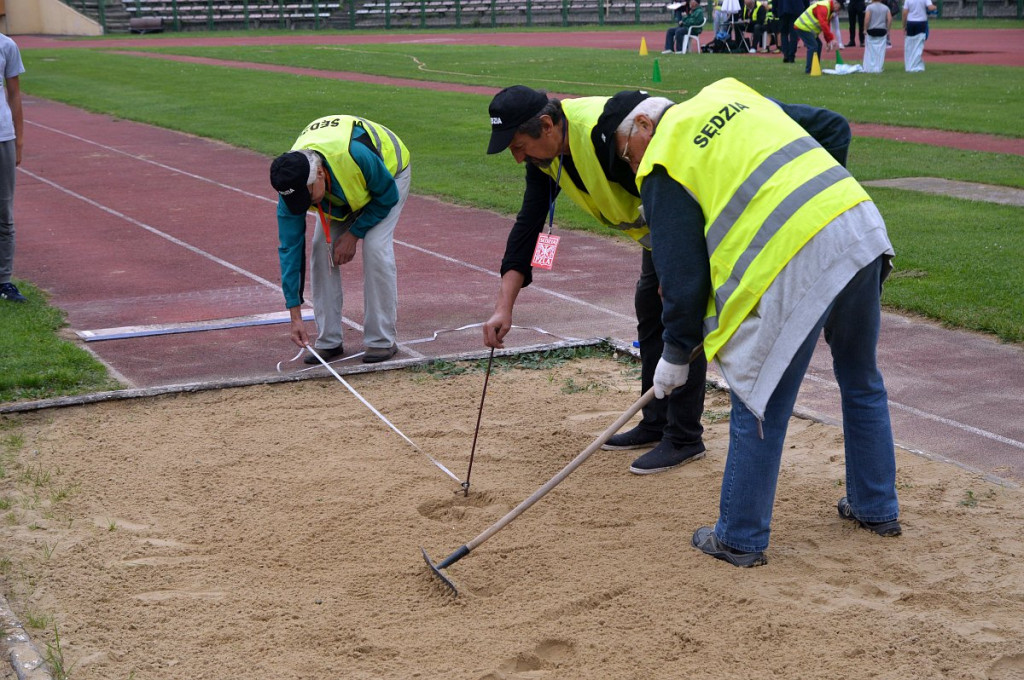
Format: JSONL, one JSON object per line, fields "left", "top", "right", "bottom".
{"left": 291, "top": 115, "right": 409, "bottom": 215}
{"left": 540, "top": 97, "right": 649, "bottom": 246}
{"left": 794, "top": 0, "right": 832, "bottom": 34}
{"left": 636, "top": 78, "right": 870, "bottom": 360}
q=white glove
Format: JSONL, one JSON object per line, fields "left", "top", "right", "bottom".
{"left": 653, "top": 357, "right": 690, "bottom": 399}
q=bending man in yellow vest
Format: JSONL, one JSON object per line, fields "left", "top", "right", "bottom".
{"left": 270, "top": 115, "right": 410, "bottom": 364}
{"left": 599, "top": 79, "right": 901, "bottom": 567}
{"left": 794, "top": 0, "right": 845, "bottom": 73}
{"left": 483, "top": 85, "right": 709, "bottom": 476}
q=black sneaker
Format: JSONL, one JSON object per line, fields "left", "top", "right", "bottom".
{"left": 601, "top": 426, "right": 661, "bottom": 451}
{"left": 628, "top": 440, "right": 705, "bottom": 475}
{"left": 837, "top": 497, "right": 901, "bottom": 536}
{"left": 0, "top": 282, "right": 27, "bottom": 303}
{"left": 692, "top": 526, "right": 767, "bottom": 567}
{"left": 304, "top": 344, "right": 345, "bottom": 365}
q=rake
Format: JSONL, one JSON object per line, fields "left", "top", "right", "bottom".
{"left": 421, "top": 387, "right": 655, "bottom": 596}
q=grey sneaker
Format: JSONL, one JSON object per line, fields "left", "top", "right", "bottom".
{"left": 363, "top": 344, "right": 398, "bottom": 363}
{"left": 629, "top": 440, "right": 705, "bottom": 475}
{"left": 601, "top": 426, "right": 661, "bottom": 451}
{"left": 692, "top": 527, "right": 767, "bottom": 567}
{"left": 837, "top": 497, "right": 902, "bottom": 537}
{"left": 0, "top": 282, "right": 27, "bottom": 303}
{"left": 304, "top": 344, "right": 345, "bottom": 365}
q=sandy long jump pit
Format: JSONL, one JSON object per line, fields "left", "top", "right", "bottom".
{"left": 0, "top": 354, "right": 1022, "bottom": 679}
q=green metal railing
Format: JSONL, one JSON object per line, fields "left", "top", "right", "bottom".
{"left": 59, "top": 0, "right": 1024, "bottom": 32}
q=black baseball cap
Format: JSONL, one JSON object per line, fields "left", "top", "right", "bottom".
{"left": 487, "top": 85, "right": 550, "bottom": 155}
{"left": 593, "top": 90, "right": 650, "bottom": 175}
{"left": 270, "top": 150, "right": 315, "bottom": 215}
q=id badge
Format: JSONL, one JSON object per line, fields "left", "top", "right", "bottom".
{"left": 531, "top": 233, "right": 560, "bottom": 270}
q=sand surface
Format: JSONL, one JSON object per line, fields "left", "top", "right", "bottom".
{"left": 1, "top": 356, "right": 1022, "bottom": 679}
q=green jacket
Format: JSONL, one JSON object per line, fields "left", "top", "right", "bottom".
{"left": 683, "top": 6, "right": 705, "bottom": 27}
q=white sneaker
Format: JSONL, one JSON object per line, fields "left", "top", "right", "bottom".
{"left": 748, "top": 48, "right": 756, "bottom": 53}
{"left": 661, "top": 49, "right": 673, "bottom": 53}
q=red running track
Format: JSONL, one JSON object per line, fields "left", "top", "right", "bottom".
{"left": 8, "top": 96, "right": 1024, "bottom": 487}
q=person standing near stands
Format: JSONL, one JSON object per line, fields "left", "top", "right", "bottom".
{"left": 845, "top": 0, "right": 865, "bottom": 46}
{"left": 779, "top": 0, "right": 808, "bottom": 63}
{"left": 794, "top": 0, "right": 845, "bottom": 73}
{"left": 0, "top": 33, "right": 25, "bottom": 304}
{"left": 269, "top": 115, "right": 411, "bottom": 364}
{"left": 482, "top": 86, "right": 709, "bottom": 475}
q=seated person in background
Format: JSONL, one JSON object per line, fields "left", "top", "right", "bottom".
{"left": 663, "top": 0, "right": 705, "bottom": 53}
{"left": 734, "top": 0, "right": 767, "bottom": 52}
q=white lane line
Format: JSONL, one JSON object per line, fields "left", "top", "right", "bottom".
{"left": 20, "top": 167, "right": 281, "bottom": 290}
{"left": 19, "top": 166, "right": 386, "bottom": 351}
{"left": 27, "top": 120, "right": 271, "bottom": 201}
{"left": 78, "top": 310, "right": 316, "bottom": 341}
{"left": 24, "top": 119, "right": 1019, "bottom": 450}
{"left": 25, "top": 118, "right": 635, "bottom": 324}
{"left": 802, "top": 373, "right": 1024, "bottom": 451}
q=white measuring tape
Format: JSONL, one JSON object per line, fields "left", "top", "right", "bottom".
{"left": 274, "top": 324, "right": 584, "bottom": 487}
{"left": 301, "top": 345, "right": 462, "bottom": 485}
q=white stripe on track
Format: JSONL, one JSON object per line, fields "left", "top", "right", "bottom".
{"left": 802, "top": 373, "right": 1024, "bottom": 451}
{"left": 25, "top": 120, "right": 1022, "bottom": 452}
{"left": 26, "top": 119, "right": 635, "bottom": 323}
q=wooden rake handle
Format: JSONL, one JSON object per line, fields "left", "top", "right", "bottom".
{"left": 432, "top": 387, "right": 656, "bottom": 571}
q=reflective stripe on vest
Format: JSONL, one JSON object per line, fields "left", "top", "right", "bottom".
{"left": 635, "top": 78, "right": 869, "bottom": 360}
{"left": 794, "top": 0, "right": 830, "bottom": 33}
{"left": 539, "top": 97, "right": 649, "bottom": 247}
{"left": 291, "top": 115, "right": 410, "bottom": 215}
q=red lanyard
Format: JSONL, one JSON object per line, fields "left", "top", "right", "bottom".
{"left": 313, "top": 171, "right": 333, "bottom": 245}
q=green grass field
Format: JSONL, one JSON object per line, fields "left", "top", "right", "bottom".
{"left": 3, "top": 27, "right": 1023, "bottom": 402}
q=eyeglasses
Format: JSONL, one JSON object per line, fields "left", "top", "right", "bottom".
{"left": 620, "top": 123, "right": 635, "bottom": 164}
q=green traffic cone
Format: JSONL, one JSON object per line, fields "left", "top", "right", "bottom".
{"left": 836, "top": 50, "right": 845, "bottom": 65}
{"left": 653, "top": 58, "right": 662, "bottom": 83}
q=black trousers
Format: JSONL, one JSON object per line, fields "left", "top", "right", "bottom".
{"left": 634, "top": 248, "right": 707, "bottom": 451}
{"left": 847, "top": 3, "right": 865, "bottom": 44}
{"left": 780, "top": 12, "right": 800, "bottom": 60}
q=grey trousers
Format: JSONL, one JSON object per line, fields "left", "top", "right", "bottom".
{"left": 309, "top": 166, "right": 410, "bottom": 351}
{"left": 0, "top": 139, "right": 16, "bottom": 284}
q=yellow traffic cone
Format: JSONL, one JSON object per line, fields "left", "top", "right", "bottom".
{"left": 640, "top": 36, "right": 649, "bottom": 56}
{"left": 652, "top": 58, "right": 662, "bottom": 83}
{"left": 810, "top": 52, "right": 822, "bottom": 76}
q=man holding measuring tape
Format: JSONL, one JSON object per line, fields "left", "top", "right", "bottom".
{"left": 270, "top": 115, "right": 410, "bottom": 364}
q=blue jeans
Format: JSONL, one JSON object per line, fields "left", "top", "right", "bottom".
{"left": 713, "top": 256, "right": 899, "bottom": 553}
{"left": 796, "top": 29, "right": 821, "bottom": 73}
{"left": 0, "top": 139, "right": 16, "bottom": 283}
